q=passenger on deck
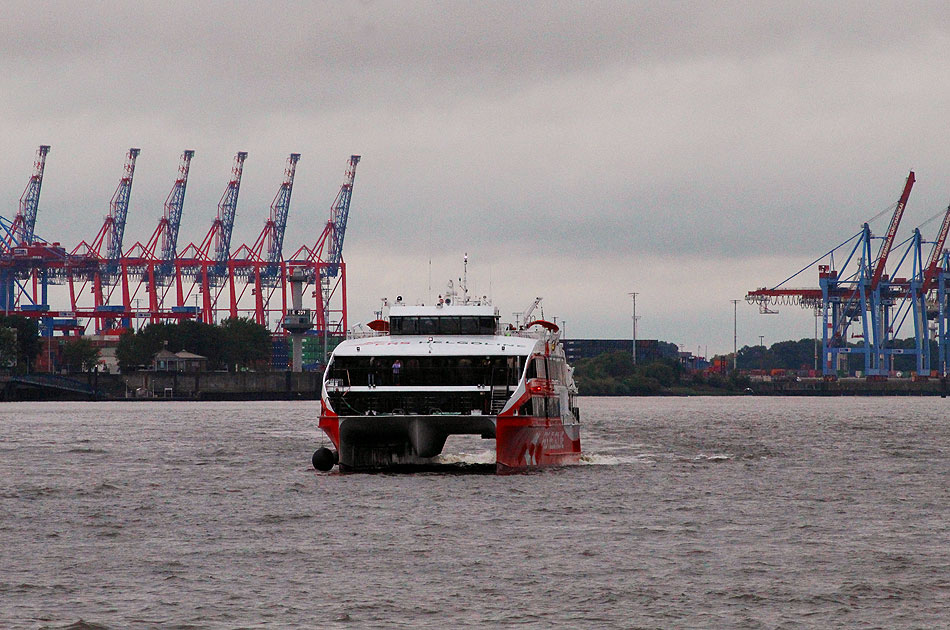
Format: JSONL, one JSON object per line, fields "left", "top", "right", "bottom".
{"left": 392, "top": 359, "right": 402, "bottom": 385}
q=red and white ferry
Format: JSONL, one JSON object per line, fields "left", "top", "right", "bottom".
{"left": 313, "top": 278, "right": 581, "bottom": 472}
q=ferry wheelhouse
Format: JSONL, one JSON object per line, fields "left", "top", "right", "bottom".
{"left": 315, "top": 292, "right": 581, "bottom": 472}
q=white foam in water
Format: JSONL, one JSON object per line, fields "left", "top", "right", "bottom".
{"left": 693, "top": 453, "right": 733, "bottom": 462}
{"left": 434, "top": 450, "right": 497, "bottom": 465}
{"left": 580, "top": 453, "right": 654, "bottom": 465}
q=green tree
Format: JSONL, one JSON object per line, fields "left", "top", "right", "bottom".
{"left": 115, "top": 327, "right": 164, "bottom": 372}
{"left": 0, "top": 315, "right": 40, "bottom": 373}
{"left": 0, "top": 326, "right": 17, "bottom": 369}
{"left": 574, "top": 352, "right": 685, "bottom": 395}
{"left": 219, "top": 317, "right": 271, "bottom": 370}
{"left": 61, "top": 337, "right": 101, "bottom": 373}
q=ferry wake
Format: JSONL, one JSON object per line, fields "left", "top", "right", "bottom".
{"left": 311, "top": 266, "right": 581, "bottom": 473}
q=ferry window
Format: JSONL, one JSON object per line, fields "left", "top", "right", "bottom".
{"left": 390, "top": 316, "right": 414, "bottom": 334}
{"left": 532, "top": 357, "right": 547, "bottom": 379}
{"left": 459, "top": 317, "right": 479, "bottom": 335}
{"left": 439, "top": 317, "right": 461, "bottom": 334}
{"left": 479, "top": 317, "right": 496, "bottom": 334}
{"left": 418, "top": 317, "right": 438, "bottom": 334}
{"left": 508, "top": 356, "right": 520, "bottom": 383}
{"left": 548, "top": 397, "right": 561, "bottom": 417}
{"left": 531, "top": 396, "right": 544, "bottom": 416}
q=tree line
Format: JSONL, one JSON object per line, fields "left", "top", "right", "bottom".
{"left": 116, "top": 318, "right": 271, "bottom": 372}
{"left": 572, "top": 351, "right": 750, "bottom": 395}
{"left": 0, "top": 315, "right": 272, "bottom": 374}
{"left": 726, "top": 337, "right": 933, "bottom": 373}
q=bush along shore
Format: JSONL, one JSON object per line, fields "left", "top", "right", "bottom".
{"left": 573, "top": 352, "right": 751, "bottom": 396}
{"left": 571, "top": 351, "right": 950, "bottom": 396}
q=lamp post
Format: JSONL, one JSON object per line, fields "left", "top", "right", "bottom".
{"left": 731, "top": 299, "right": 740, "bottom": 371}
{"left": 628, "top": 292, "right": 640, "bottom": 365}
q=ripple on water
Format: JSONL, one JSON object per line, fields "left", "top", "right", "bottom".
{"left": 2, "top": 397, "right": 949, "bottom": 628}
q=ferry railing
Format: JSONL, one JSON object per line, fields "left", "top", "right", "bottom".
{"left": 345, "top": 327, "right": 560, "bottom": 342}
{"left": 347, "top": 328, "right": 387, "bottom": 340}
{"left": 327, "top": 365, "right": 519, "bottom": 389}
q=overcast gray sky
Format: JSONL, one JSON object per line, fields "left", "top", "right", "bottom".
{"left": 3, "top": 1, "right": 950, "bottom": 355}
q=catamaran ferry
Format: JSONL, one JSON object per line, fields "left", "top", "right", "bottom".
{"left": 311, "top": 277, "right": 581, "bottom": 472}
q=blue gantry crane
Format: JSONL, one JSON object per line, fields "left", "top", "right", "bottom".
{"left": 747, "top": 171, "right": 937, "bottom": 377}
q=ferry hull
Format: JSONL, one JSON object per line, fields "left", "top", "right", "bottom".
{"left": 325, "top": 413, "right": 496, "bottom": 471}
{"left": 319, "top": 410, "right": 580, "bottom": 472}
{"left": 495, "top": 415, "right": 582, "bottom": 471}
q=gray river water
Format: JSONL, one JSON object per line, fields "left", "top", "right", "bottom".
{"left": 1, "top": 397, "right": 948, "bottom": 628}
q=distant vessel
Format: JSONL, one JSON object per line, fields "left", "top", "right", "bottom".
{"left": 311, "top": 263, "right": 581, "bottom": 472}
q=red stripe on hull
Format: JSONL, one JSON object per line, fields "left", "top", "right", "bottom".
{"left": 318, "top": 403, "right": 340, "bottom": 449}
{"left": 495, "top": 415, "right": 581, "bottom": 470}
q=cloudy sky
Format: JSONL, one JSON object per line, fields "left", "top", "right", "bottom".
{"left": 3, "top": 1, "right": 950, "bottom": 355}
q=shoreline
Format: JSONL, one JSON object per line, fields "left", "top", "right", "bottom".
{"left": 5, "top": 372, "right": 950, "bottom": 402}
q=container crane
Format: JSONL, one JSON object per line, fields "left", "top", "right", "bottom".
{"left": 123, "top": 150, "right": 194, "bottom": 320}
{"left": 747, "top": 171, "right": 917, "bottom": 377}
{"left": 2, "top": 148, "right": 363, "bottom": 343}
{"left": 2, "top": 146, "right": 53, "bottom": 312}
{"left": 287, "top": 155, "right": 361, "bottom": 335}
{"left": 230, "top": 153, "right": 301, "bottom": 325}
{"left": 67, "top": 148, "right": 140, "bottom": 332}
{"left": 175, "top": 151, "right": 248, "bottom": 323}
{"left": 899, "top": 201, "right": 950, "bottom": 376}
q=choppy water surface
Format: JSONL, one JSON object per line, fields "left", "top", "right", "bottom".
{"left": 1, "top": 397, "right": 948, "bottom": 628}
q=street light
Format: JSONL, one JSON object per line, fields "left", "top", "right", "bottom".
{"left": 731, "top": 299, "right": 740, "bottom": 371}
{"left": 628, "top": 292, "right": 640, "bottom": 365}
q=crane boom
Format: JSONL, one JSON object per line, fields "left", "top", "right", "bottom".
{"left": 13, "top": 145, "right": 51, "bottom": 247}
{"left": 923, "top": 201, "right": 950, "bottom": 292}
{"left": 107, "top": 148, "right": 141, "bottom": 265}
{"left": 160, "top": 150, "right": 195, "bottom": 273}
{"left": 266, "top": 153, "right": 301, "bottom": 266}
{"left": 323, "top": 155, "right": 360, "bottom": 278}
{"left": 213, "top": 151, "right": 248, "bottom": 273}
{"left": 871, "top": 170, "right": 915, "bottom": 288}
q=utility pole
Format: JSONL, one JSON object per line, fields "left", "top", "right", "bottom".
{"left": 628, "top": 292, "right": 639, "bottom": 365}
{"left": 759, "top": 335, "right": 764, "bottom": 347}
{"left": 731, "top": 299, "right": 740, "bottom": 371}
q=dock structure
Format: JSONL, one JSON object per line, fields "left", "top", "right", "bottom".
{"left": 0, "top": 148, "right": 360, "bottom": 369}
{"left": 748, "top": 171, "right": 950, "bottom": 379}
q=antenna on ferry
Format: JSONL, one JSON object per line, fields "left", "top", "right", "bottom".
{"left": 462, "top": 253, "right": 469, "bottom": 304}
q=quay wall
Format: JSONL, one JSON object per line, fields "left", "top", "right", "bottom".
{"left": 2, "top": 371, "right": 322, "bottom": 401}
{"left": 119, "top": 371, "right": 322, "bottom": 399}
{"left": 749, "top": 377, "right": 950, "bottom": 396}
